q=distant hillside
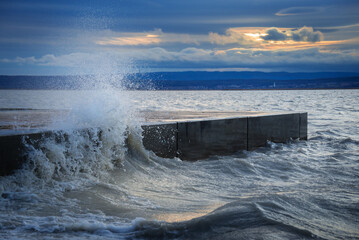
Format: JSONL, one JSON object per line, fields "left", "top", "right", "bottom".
{"left": 1, "top": 72, "right": 359, "bottom": 90}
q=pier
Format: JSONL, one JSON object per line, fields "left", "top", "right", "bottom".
{"left": 0, "top": 110, "right": 307, "bottom": 176}
{"left": 142, "top": 111, "right": 307, "bottom": 160}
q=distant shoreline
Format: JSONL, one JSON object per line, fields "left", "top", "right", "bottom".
{"left": 1, "top": 88, "right": 358, "bottom": 91}
{"left": 1, "top": 72, "right": 359, "bottom": 90}
{"left": 149, "top": 88, "right": 359, "bottom": 91}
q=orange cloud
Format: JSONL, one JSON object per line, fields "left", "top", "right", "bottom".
{"left": 97, "top": 35, "right": 161, "bottom": 46}
{"left": 209, "top": 26, "right": 331, "bottom": 51}
{"left": 209, "top": 27, "right": 270, "bottom": 45}
{"left": 95, "top": 26, "right": 352, "bottom": 55}
{"left": 96, "top": 29, "right": 204, "bottom": 46}
{"left": 259, "top": 40, "right": 346, "bottom": 51}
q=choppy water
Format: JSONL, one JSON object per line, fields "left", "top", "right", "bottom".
{"left": 0, "top": 89, "right": 359, "bottom": 239}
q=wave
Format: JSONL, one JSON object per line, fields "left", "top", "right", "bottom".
{"left": 0, "top": 87, "right": 144, "bottom": 190}
{"left": 0, "top": 127, "right": 142, "bottom": 193}
{"left": 0, "top": 199, "right": 322, "bottom": 240}
{"left": 1, "top": 89, "right": 359, "bottom": 240}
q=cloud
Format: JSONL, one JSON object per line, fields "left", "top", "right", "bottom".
{"left": 208, "top": 28, "right": 259, "bottom": 45}
{"left": 97, "top": 35, "right": 161, "bottom": 46}
{"left": 261, "top": 28, "right": 288, "bottom": 41}
{"left": 1, "top": 55, "right": 56, "bottom": 65}
{"left": 208, "top": 26, "right": 324, "bottom": 46}
{"left": 127, "top": 46, "right": 359, "bottom": 72}
{"left": 209, "top": 29, "right": 244, "bottom": 45}
{"left": 275, "top": 7, "right": 323, "bottom": 16}
{"left": 316, "top": 23, "right": 359, "bottom": 30}
{"left": 96, "top": 29, "right": 163, "bottom": 46}
{"left": 97, "top": 28, "right": 262, "bottom": 47}
{"left": 96, "top": 29, "right": 206, "bottom": 46}
{"left": 291, "top": 27, "right": 324, "bottom": 42}
{"left": 261, "top": 26, "right": 324, "bottom": 42}
{"left": 1, "top": 54, "right": 92, "bottom": 67}
{"left": 130, "top": 46, "right": 358, "bottom": 68}
{"left": 0, "top": 52, "right": 131, "bottom": 75}
{"left": 3, "top": 45, "right": 359, "bottom": 72}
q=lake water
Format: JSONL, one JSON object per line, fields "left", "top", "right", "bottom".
{"left": 0, "top": 89, "right": 358, "bottom": 239}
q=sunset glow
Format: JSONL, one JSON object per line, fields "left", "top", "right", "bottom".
{"left": 0, "top": 0, "right": 358, "bottom": 74}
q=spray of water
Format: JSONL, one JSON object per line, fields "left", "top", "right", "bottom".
{"left": 0, "top": 41, "right": 147, "bottom": 194}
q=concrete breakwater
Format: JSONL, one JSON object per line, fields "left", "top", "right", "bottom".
{"left": 142, "top": 111, "right": 307, "bottom": 160}
{"left": 0, "top": 111, "right": 307, "bottom": 176}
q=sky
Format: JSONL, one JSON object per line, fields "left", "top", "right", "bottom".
{"left": 0, "top": 0, "right": 359, "bottom": 75}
